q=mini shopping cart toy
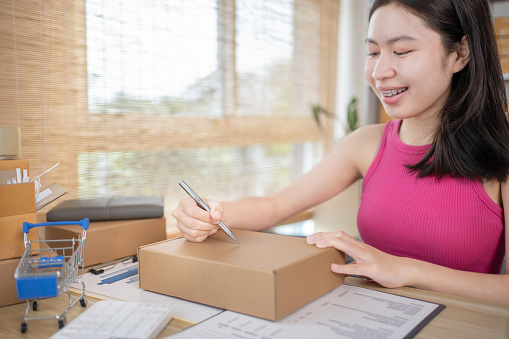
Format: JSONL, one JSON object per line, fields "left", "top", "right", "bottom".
{"left": 15, "top": 218, "right": 89, "bottom": 333}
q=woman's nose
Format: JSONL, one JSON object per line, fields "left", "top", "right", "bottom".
{"left": 372, "top": 54, "right": 396, "bottom": 81}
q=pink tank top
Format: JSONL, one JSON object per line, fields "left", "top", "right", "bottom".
{"left": 358, "top": 120, "right": 505, "bottom": 274}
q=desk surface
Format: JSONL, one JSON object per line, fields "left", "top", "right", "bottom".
{"left": 1, "top": 277, "right": 508, "bottom": 339}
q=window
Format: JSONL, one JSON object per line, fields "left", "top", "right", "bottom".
{"left": 87, "top": 0, "right": 220, "bottom": 116}
{"left": 1, "top": 0, "right": 339, "bottom": 233}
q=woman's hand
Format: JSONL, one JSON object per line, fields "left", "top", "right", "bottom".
{"left": 172, "top": 197, "right": 223, "bottom": 242}
{"left": 306, "top": 231, "right": 414, "bottom": 289}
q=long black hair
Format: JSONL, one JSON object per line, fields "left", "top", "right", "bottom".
{"left": 370, "top": 0, "right": 509, "bottom": 182}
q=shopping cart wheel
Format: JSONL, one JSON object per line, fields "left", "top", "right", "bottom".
{"left": 32, "top": 301, "right": 38, "bottom": 311}
{"left": 80, "top": 297, "right": 87, "bottom": 307}
{"left": 21, "top": 322, "right": 27, "bottom": 333}
{"left": 58, "top": 317, "right": 66, "bottom": 329}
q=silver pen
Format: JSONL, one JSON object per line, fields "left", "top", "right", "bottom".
{"left": 179, "top": 180, "right": 240, "bottom": 244}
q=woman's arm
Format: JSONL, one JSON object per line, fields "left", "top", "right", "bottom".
{"left": 172, "top": 124, "right": 385, "bottom": 241}
{"left": 222, "top": 124, "right": 384, "bottom": 229}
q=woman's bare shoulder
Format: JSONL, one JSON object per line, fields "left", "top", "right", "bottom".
{"left": 344, "top": 123, "right": 387, "bottom": 175}
{"left": 347, "top": 123, "right": 386, "bottom": 148}
{"left": 355, "top": 122, "right": 386, "bottom": 134}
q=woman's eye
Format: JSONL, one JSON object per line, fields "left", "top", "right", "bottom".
{"left": 394, "top": 51, "right": 411, "bottom": 56}
{"left": 367, "top": 51, "right": 380, "bottom": 57}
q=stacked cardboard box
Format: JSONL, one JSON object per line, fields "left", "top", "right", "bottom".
{"left": 0, "top": 159, "right": 38, "bottom": 307}
{"left": 42, "top": 216, "right": 167, "bottom": 267}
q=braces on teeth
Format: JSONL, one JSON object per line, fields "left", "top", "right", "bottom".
{"left": 382, "top": 88, "right": 407, "bottom": 97}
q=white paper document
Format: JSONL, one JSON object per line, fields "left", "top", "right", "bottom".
{"left": 168, "top": 284, "right": 445, "bottom": 339}
{"left": 69, "top": 262, "right": 222, "bottom": 324}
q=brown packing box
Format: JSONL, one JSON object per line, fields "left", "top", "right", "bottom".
{"left": 43, "top": 217, "right": 167, "bottom": 267}
{"left": 0, "top": 182, "right": 36, "bottom": 217}
{"left": 138, "top": 230, "right": 345, "bottom": 321}
{"left": 0, "top": 257, "right": 23, "bottom": 307}
{"left": 0, "top": 159, "right": 29, "bottom": 172}
{"left": 0, "top": 160, "right": 38, "bottom": 260}
{"left": 0, "top": 213, "right": 38, "bottom": 260}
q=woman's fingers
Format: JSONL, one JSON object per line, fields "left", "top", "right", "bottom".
{"left": 172, "top": 197, "right": 222, "bottom": 242}
{"left": 307, "top": 232, "right": 377, "bottom": 280}
{"left": 331, "top": 262, "right": 361, "bottom": 275}
{"left": 206, "top": 200, "right": 224, "bottom": 222}
{"left": 309, "top": 233, "right": 410, "bottom": 288}
{"left": 176, "top": 221, "right": 212, "bottom": 242}
{"left": 312, "top": 234, "right": 366, "bottom": 261}
{"left": 306, "top": 230, "right": 358, "bottom": 245}
{"left": 173, "top": 208, "right": 216, "bottom": 232}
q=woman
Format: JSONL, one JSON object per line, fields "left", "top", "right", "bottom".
{"left": 172, "top": 0, "right": 509, "bottom": 304}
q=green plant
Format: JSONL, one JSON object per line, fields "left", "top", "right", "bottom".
{"left": 311, "top": 97, "right": 358, "bottom": 134}
{"left": 311, "top": 104, "right": 335, "bottom": 129}
{"left": 347, "top": 97, "right": 358, "bottom": 132}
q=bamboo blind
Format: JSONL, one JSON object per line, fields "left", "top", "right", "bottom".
{"left": 495, "top": 16, "right": 509, "bottom": 74}
{"left": 0, "top": 0, "right": 339, "bottom": 233}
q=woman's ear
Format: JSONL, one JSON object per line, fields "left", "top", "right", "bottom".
{"left": 452, "top": 36, "right": 470, "bottom": 73}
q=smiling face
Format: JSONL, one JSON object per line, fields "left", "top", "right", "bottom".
{"left": 364, "top": 4, "right": 460, "bottom": 124}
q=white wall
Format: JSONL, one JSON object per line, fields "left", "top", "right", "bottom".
{"left": 492, "top": 2, "right": 509, "bottom": 17}
{"left": 334, "top": 0, "right": 369, "bottom": 142}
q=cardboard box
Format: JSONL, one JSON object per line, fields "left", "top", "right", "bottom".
{"left": 138, "top": 230, "right": 345, "bottom": 321}
{"left": 0, "top": 212, "right": 38, "bottom": 260}
{"left": 0, "top": 159, "right": 29, "bottom": 172}
{"left": 0, "top": 182, "right": 36, "bottom": 217}
{"left": 0, "top": 257, "right": 23, "bottom": 307}
{"left": 43, "top": 217, "right": 167, "bottom": 267}
{"left": 0, "top": 160, "right": 38, "bottom": 260}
